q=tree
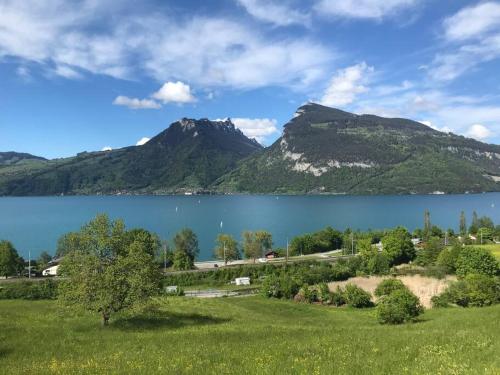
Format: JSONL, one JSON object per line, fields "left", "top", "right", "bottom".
{"left": 381, "top": 227, "right": 416, "bottom": 266}
{"left": 255, "top": 230, "right": 273, "bottom": 257}
{"left": 58, "top": 215, "right": 160, "bottom": 325}
{"left": 0, "top": 240, "right": 22, "bottom": 278}
{"left": 374, "top": 279, "right": 406, "bottom": 297}
{"left": 37, "top": 251, "right": 52, "bottom": 270}
{"left": 415, "top": 237, "right": 444, "bottom": 266}
{"left": 290, "top": 234, "right": 315, "bottom": 256}
{"left": 424, "top": 210, "right": 431, "bottom": 239}
{"left": 455, "top": 247, "right": 499, "bottom": 277}
{"left": 214, "top": 234, "right": 240, "bottom": 265}
{"left": 172, "top": 228, "right": 199, "bottom": 270}
{"left": 242, "top": 231, "right": 261, "bottom": 262}
{"left": 56, "top": 232, "right": 84, "bottom": 257}
{"left": 469, "top": 211, "right": 479, "bottom": 234}
{"left": 436, "top": 243, "right": 463, "bottom": 273}
{"left": 459, "top": 211, "right": 467, "bottom": 237}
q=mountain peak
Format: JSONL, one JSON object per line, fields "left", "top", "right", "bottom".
{"left": 294, "top": 102, "right": 357, "bottom": 120}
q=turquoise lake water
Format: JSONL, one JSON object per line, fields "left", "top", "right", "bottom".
{"left": 1, "top": 194, "right": 499, "bottom": 260}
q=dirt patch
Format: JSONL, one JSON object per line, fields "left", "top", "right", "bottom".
{"left": 328, "top": 275, "right": 457, "bottom": 308}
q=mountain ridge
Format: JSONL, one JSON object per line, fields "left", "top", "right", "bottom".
{"left": 1, "top": 104, "right": 500, "bottom": 195}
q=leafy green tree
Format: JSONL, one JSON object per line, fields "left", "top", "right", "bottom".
{"left": 58, "top": 215, "right": 161, "bottom": 325}
{"left": 424, "top": 209, "right": 431, "bottom": 239}
{"left": 242, "top": 231, "right": 260, "bottom": 262}
{"left": 381, "top": 227, "right": 415, "bottom": 266}
{"left": 436, "top": 243, "right": 463, "bottom": 273}
{"left": 37, "top": 251, "right": 52, "bottom": 271}
{"left": 415, "top": 237, "right": 444, "bottom": 266}
{"left": 255, "top": 230, "right": 273, "bottom": 256}
{"left": 214, "top": 234, "right": 240, "bottom": 265}
{"left": 459, "top": 211, "right": 467, "bottom": 237}
{"left": 172, "top": 228, "right": 199, "bottom": 270}
{"left": 477, "top": 227, "right": 493, "bottom": 243}
{"left": 242, "top": 231, "right": 273, "bottom": 261}
{"left": 358, "top": 238, "right": 376, "bottom": 259}
{"left": 0, "top": 240, "right": 22, "bottom": 278}
{"left": 56, "top": 232, "right": 84, "bottom": 257}
{"left": 124, "top": 229, "right": 161, "bottom": 258}
{"left": 469, "top": 211, "right": 479, "bottom": 234}
{"left": 455, "top": 247, "right": 499, "bottom": 277}
{"left": 172, "top": 250, "right": 193, "bottom": 270}
{"left": 290, "top": 234, "right": 315, "bottom": 255}
{"left": 343, "top": 284, "right": 373, "bottom": 308}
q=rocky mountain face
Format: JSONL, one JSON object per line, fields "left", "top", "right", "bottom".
{"left": 214, "top": 103, "right": 500, "bottom": 194}
{"left": 0, "top": 118, "right": 262, "bottom": 195}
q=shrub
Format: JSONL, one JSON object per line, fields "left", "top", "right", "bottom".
{"left": 330, "top": 286, "right": 346, "bottom": 307}
{"left": 317, "top": 283, "right": 331, "bottom": 304}
{"left": 415, "top": 237, "right": 444, "bottom": 266}
{"left": 261, "top": 274, "right": 282, "bottom": 299}
{"left": 343, "top": 284, "right": 373, "bottom": 308}
{"left": 376, "top": 289, "right": 424, "bottom": 324}
{"left": 432, "top": 274, "right": 500, "bottom": 307}
{"left": 365, "top": 253, "right": 390, "bottom": 275}
{"left": 436, "top": 244, "right": 463, "bottom": 274}
{"left": 456, "top": 247, "right": 499, "bottom": 277}
{"left": 294, "top": 284, "right": 317, "bottom": 304}
{"left": 0, "top": 279, "right": 58, "bottom": 300}
{"left": 374, "top": 279, "right": 406, "bottom": 297}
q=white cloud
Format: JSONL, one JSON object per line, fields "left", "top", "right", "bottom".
{"left": 443, "top": 2, "right": 500, "bottom": 42}
{"left": 315, "top": 0, "right": 420, "bottom": 19}
{"left": 101, "top": 146, "right": 112, "bottom": 152}
{"left": 231, "top": 118, "right": 279, "bottom": 143}
{"left": 237, "top": 0, "right": 309, "bottom": 26}
{"left": 152, "top": 81, "right": 196, "bottom": 104}
{"left": 418, "top": 120, "right": 452, "bottom": 133}
{"left": 465, "top": 124, "right": 493, "bottom": 141}
{"left": 429, "top": 2, "right": 500, "bottom": 82}
{"left": 318, "top": 62, "right": 373, "bottom": 107}
{"left": 113, "top": 96, "right": 161, "bottom": 110}
{"left": 136, "top": 137, "right": 151, "bottom": 146}
{"left": 0, "top": 2, "right": 333, "bottom": 89}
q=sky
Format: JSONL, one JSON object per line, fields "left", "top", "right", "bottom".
{"left": 1, "top": 0, "right": 500, "bottom": 159}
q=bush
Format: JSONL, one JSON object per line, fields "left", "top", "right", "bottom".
{"left": 294, "top": 284, "right": 317, "bottom": 304}
{"left": 0, "top": 279, "right": 58, "bottom": 300}
{"left": 330, "top": 286, "right": 346, "bottom": 306}
{"left": 374, "top": 279, "right": 406, "bottom": 297}
{"left": 376, "top": 289, "right": 424, "bottom": 324}
{"left": 456, "top": 247, "right": 499, "bottom": 277}
{"left": 432, "top": 274, "right": 500, "bottom": 307}
{"left": 365, "top": 253, "right": 390, "bottom": 275}
{"left": 317, "top": 283, "right": 331, "bottom": 304}
{"left": 436, "top": 244, "right": 463, "bottom": 274}
{"left": 343, "top": 284, "right": 373, "bottom": 308}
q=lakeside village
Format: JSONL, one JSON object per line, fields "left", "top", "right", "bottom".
{"left": 1, "top": 209, "right": 499, "bottom": 280}
{"left": 0, "top": 208, "right": 498, "bottom": 306}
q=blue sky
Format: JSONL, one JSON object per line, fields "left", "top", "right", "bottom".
{"left": 1, "top": 0, "right": 500, "bottom": 158}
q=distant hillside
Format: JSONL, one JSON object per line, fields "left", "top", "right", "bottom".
{"left": 0, "top": 152, "right": 46, "bottom": 166}
{"left": 0, "top": 119, "right": 262, "bottom": 195}
{"left": 214, "top": 103, "right": 500, "bottom": 194}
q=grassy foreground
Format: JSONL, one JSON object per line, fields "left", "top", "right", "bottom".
{"left": 0, "top": 297, "right": 499, "bottom": 374}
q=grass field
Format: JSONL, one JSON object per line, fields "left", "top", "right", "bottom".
{"left": 0, "top": 297, "right": 499, "bottom": 374}
{"left": 472, "top": 244, "right": 500, "bottom": 260}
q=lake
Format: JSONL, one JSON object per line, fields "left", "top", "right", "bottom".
{"left": 1, "top": 194, "right": 499, "bottom": 260}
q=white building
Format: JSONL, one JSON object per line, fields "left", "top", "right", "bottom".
{"left": 42, "top": 265, "right": 59, "bottom": 276}
{"left": 235, "top": 277, "right": 251, "bottom": 286}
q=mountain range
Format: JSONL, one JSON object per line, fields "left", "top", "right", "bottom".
{"left": 2, "top": 103, "right": 500, "bottom": 195}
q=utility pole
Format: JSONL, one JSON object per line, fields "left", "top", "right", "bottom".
{"left": 163, "top": 243, "right": 167, "bottom": 274}
{"left": 28, "top": 250, "right": 31, "bottom": 279}
{"left": 445, "top": 231, "right": 448, "bottom": 246}
{"left": 351, "top": 232, "right": 354, "bottom": 255}
{"left": 223, "top": 241, "right": 226, "bottom": 266}
{"left": 286, "top": 237, "right": 289, "bottom": 264}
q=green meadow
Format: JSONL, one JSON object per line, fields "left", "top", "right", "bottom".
{"left": 1, "top": 297, "right": 499, "bottom": 374}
